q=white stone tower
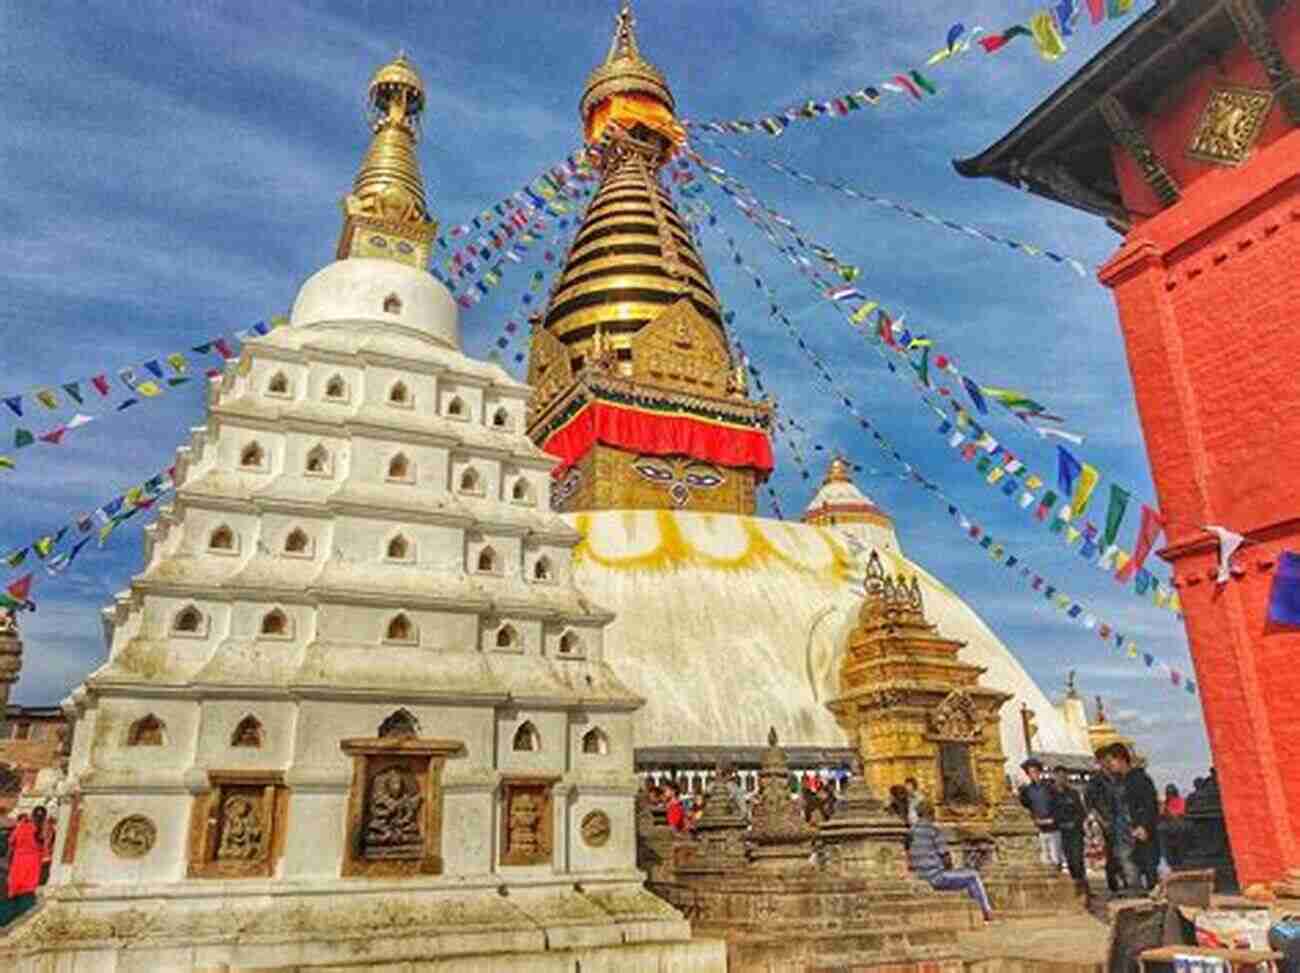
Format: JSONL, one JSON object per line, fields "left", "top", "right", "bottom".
{"left": 3, "top": 54, "right": 720, "bottom": 973}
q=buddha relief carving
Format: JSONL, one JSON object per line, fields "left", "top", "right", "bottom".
{"left": 110, "top": 815, "right": 156, "bottom": 859}
{"left": 363, "top": 766, "right": 423, "bottom": 860}
{"left": 216, "top": 795, "right": 264, "bottom": 860}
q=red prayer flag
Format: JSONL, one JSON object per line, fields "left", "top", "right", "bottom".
{"left": 212, "top": 338, "right": 235, "bottom": 360}
{"left": 1116, "top": 504, "right": 1165, "bottom": 582}
{"left": 878, "top": 311, "right": 898, "bottom": 348}
{"left": 893, "top": 74, "right": 922, "bottom": 100}
{"left": 7, "top": 573, "right": 32, "bottom": 602}
{"left": 91, "top": 374, "right": 110, "bottom": 397}
{"left": 39, "top": 427, "right": 67, "bottom": 445}
{"left": 980, "top": 35, "right": 1010, "bottom": 52}
{"left": 1087, "top": 0, "right": 1105, "bottom": 23}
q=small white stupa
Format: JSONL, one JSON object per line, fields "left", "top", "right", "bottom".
{"left": 1, "top": 54, "right": 720, "bottom": 972}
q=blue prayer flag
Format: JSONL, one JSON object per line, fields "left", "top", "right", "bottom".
{"left": 1267, "top": 550, "right": 1300, "bottom": 626}
{"left": 1057, "top": 446, "right": 1082, "bottom": 496}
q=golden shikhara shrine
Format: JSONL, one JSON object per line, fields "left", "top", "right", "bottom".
{"left": 336, "top": 54, "right": 438, "bottom": 269}
{"left": 526, "top": 2, "right": 773, "bottom": 515}
{"left": 829, "top": 552, "right": 1015, "bottom": 824}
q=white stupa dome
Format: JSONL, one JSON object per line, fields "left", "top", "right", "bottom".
{"left": 289, "top": 257, "right": 460, "bottom": 350}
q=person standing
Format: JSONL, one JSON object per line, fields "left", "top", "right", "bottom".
{"left": 1051, "top": 766, "right": 1088, "bottom": 889}
{"left": 1018, "top": 758, "right": 1063, "bottom": 868}
{"left": 907, "top": 800, "right": 994, "bottom": 922}
{"left": 1101, "top": 743, "right": 1159, "bottom": 889}
{"left": 1085, "top": 760, "right": 1126, "bottom": 894}
{"left": 663, "top": 782, "right": 687, "bottom": 833}
{"left": 3, "top": 811, "right": 41, "bottom": 926}
{"left": 904, "top": 777, "right": 922, "bottom": 826}
{"left": 37, "top": 810, "right": 55, "bottom": 886}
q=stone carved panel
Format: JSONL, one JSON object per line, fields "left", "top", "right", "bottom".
{"left": 110, "top": 815, "right": 156, "bottom": 859}
{"left": 363, "top": 766, "right": 423, "bottom": 859}
{"left": 340, "top": 735, "right": 462, "bottom": 878}
{"left": 580, "top": 809, "right": 611, "bottom": 848}
{"left": 1187, "top": 85, "right": 1274, "bottom": 166}
{"left": 187, "top": 771, "right": 285, "bottom": 879}
{"left": 500, "top": 776, "right": 559, "bottom": 866}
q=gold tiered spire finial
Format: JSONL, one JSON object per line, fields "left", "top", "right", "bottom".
{"left": 825, "top": 455, "right": 854, "bottom": 484}
{"left": 581, "top": 1, "right": 675, "bottom": 126}
{"left": 335, "top": 52, "right": 438, "bottom": 269}
{"left": 524, "top": 3, "right": 774, "bottom": 515}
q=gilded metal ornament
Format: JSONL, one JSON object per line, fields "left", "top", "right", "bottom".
{"left": 1187, "top": 85, "right": 1274, "bottom": 166}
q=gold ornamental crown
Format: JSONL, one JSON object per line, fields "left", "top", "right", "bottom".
{"left": 580, "top": 1, "right": 676, "bottom": 123}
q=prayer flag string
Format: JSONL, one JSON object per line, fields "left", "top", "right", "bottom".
{"left": 682, "top": 153, "right": 1178, "bottom": 612}
{"left": 684, "top": 202, "right": 1195, "bottom": 698}
{"left": 681, "top": 4, "right": 1141, "bottom": 138}
{"left": 693, "top": 135, "right": 1094, "bottom": 279}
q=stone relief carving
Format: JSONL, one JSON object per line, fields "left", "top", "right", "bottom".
{"left": 216, "top": 795, "right": 264, "bottom": 860}
{"left": 364, "top": 767, "right": 423, "bottom": 859}
{"left": 110, "top": 815, "right": 156, "bottom": 859}
{"left": 500, "top": 778, "right": 556, "bottom": 866}
{"left": 580, "top": 810, "right": 612, "bottom": 848}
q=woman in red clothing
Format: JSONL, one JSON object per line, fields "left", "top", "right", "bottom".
{"left": 663, "top": 783, "right": 687, "bottom": 833}
{"left": 2, "top": 808, "right": 43, "bottom": 926}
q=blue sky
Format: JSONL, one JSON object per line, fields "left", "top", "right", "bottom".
{"left": 0, "top": 0, "right": 1210, "bottom": 787}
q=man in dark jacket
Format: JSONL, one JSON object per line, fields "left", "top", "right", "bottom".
{"left": 1018, "top": 758, "right": 1062, "bottom": 869}
{"left": 1101, "top": 742, "right": 1160, "bottom": 889}
{"left": 1051, "top": 765, "right": 1088, "bottom": 888}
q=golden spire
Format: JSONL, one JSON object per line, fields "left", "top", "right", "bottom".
{"left": 335, "top": 52, "right": 438, "bottom": 268}
{"left": 825, "top": 455, "right": 854, "bottom": 485}
{"left": 581, "top": 1, "right": 677, "bottom": 136}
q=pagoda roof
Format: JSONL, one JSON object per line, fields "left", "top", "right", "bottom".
{"left": 953, "top": 0, "right": 1285, "bottom": 227}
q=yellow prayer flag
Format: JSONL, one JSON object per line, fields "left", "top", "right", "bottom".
{"left": 1154, "top": 588, "right": 1170, "bottom": 609}
{"left": 166, "top": 352, "right": 189, "bottom": 374}
{"left": 1030, "top": 9, "right": 1067, "bottom": 61}
{"left": 1127, "top": 645, "right": 1139, "bottom": 659}
{"left": 136, "top": 381, "right": 163, "bottom": 398}
{"left": 1170, "top": 592, "right": 1182, "bottom": 613}
{"left": 1070, "top": 463, "right": 1101, "bottom": 518}
{"left": 926, "top": 47, "right": 955, "bottom": 66}
{"left": 1114, "top": 550, "right": 1131, "bottom": 573}
{"left": 34, "top": 388, "right": 60, "bottom": 410}
{"left": 1065, "top": 526, "right": 1081, "bottom": 545}
{"left": 850, "top": 301, "right": 879, "bottom": 324}
{"left": 987, "top": 468, "right": 1005, "bottom": 485}
{"left": 1025, "top": 474, "right": 1044, "bottom": 491}
{"left": 237, "top": 353, "right": 253, "bottom": 377}
{"left": 0, "top": 456, "right": 13, "bottom": 471}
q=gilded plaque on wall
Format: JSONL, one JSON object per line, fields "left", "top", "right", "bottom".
{"left": 1187, "top": 84, "right": 1274, "bottom": 166}
{"left": 580, "top": 809, "right": 611, "bottom": 848}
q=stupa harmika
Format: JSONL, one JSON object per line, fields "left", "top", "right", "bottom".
{"left": 1, "top": 50, "right": 720, "bottom": 972}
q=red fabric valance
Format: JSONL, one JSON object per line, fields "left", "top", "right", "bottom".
{"left": 541, "top": 401, "right": 773, "bottom": 476}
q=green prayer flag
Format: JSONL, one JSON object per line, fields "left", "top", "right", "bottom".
{"left": 1102, "top": 484, "right": 1131, "bottom": 547}
{"left": 14, "top": 428, "right": 34, "bottom": 449}
{"left": 61, "top": 382, "right": 84, "bottom": 405}
{"left": 909, "top": 69, "right": 938, "bottom": 95}
{"left": 5, "top": 548, "right": 27, "bottom": 567}
{"left": 975, "top": 455, "right": 991, "bottom": 474}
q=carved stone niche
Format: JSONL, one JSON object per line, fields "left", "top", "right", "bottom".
{"left": 927, "top": 691, "right": 985, "bottom": 811}
{"left": 340, "top": 734, "right": 464, "bottom": 878}
{"left": 187, "top": 770, "right": 288, "bottom": 879}
{"left": 500, "top": 774, "right": 561, "bottom": 867}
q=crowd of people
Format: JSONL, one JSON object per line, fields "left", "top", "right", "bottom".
{"left": 642, "top": 765, "right": 849, "bottom": 835}
{"left": 0, "top": 805, "right": 55, "bottom": 926}
{"left": 1016, "top": 744, "right": 1194, "bottom": 898}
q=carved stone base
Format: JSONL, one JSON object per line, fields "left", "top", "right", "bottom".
{"left": 0, "top": 881, "right": 725, "bottom": 973}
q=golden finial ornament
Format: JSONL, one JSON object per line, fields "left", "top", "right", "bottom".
{"left": 580, "top": 0, "right": 675, "bottom": 125}
{"left": 335, "top": 52, "right": 437, "bottom": 268}
{"left": 825, "top": 455, "right": 854, "bottom": 485}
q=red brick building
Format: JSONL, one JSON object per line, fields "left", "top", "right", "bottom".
{"left": 0, "top": 705, "right": 67, "bottom": 817}
{"left": 957, "top": 0, "right": 1300, "bottom": 889}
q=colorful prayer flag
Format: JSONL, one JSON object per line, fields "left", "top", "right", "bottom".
{"left": 1070, "top": 462, "right": 1100, "bottom": 518}
{"left": 1117, "top": 505, "right": 1165, "bottom": 582}
{"left": 61, "top": 382, "right": 84, "bottom": 405}
{"left": 1030, "top": 8, "right": 1068, "bottom": 60}
{"left": 2, "top": 396, "right": 21, "bottom": 417}
{"left": 14, "top": 428, "right": 34, "bottom": 449}
{"left": 1102, "top": 484, "right": 1131, "bottom": 547}
{"left": 91, "top": 374, "right": 110, "bottom": 396}
{"left": 34, "top": 389, "right": 59, "bottom": 410}
{"left": 1268, "top": 551, "right": 1300, "bottom": 626}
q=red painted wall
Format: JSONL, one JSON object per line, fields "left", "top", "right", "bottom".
{"left": 1099, "top": 6, "right": 1300, "bottom": 884}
